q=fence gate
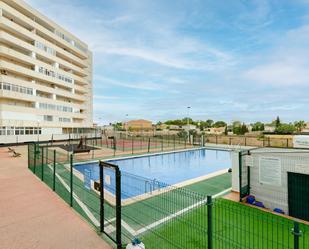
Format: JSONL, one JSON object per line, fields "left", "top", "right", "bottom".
{"left": 99, "top": 161, "right": 122, "bottom": 249}
{"left": 239, "top": 150, "right": 251, "bottom": 199}
{"left": 288, "top": 172, "right": 309, "bottom": 221}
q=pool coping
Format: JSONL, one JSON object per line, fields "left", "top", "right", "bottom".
{"left": 73, "top": 145, "right": 233, "bottom": 166}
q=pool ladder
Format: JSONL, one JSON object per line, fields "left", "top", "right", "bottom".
{"left": 145, "top": 179, "right": 161, "bottom": 194}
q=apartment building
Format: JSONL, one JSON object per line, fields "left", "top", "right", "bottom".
{"left": 0, "top": 0, "right": 93, "bottom": 143}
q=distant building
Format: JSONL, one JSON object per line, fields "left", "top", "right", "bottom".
{"left": 205, "top": 127, "right": 226, "bottom": 135}
{"left": 168, "top": 125, "right": 182, "bottom": 131}
{"left": 264, "top": 125, "right": 276, "bottom": 132}
{"left": 302, "top": 122, "right": 309, "bottom": 132}
{"left": 123, "top": 119, "right": 153, "bottom": 131}
{"left": 182, "top": 124, "right": 197, "bottom": 131}
{"left": 156, "top": 123, "right": 169, "bottom": 131}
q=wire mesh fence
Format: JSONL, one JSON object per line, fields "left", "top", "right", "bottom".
{"left": 205, "top": 135, "right": 293, "bottom": 148}
{"left": 28, "top": 143, "right": 309, "bottom": 249}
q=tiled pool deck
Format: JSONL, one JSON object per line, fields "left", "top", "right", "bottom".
{"left": 0, "top": 146, "right": 111, "bottom": 249}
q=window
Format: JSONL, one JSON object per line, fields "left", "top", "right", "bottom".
{"left": 38, "top": 66, "right": 73, "bottom": 84}
{"left": 44, "top": 115, "right": 53, "bottom": 122}
{"left": 15, "top": 127, "right": 25, "bottom": 135}
{"left": 0, "top": 82, "right": 33, "bottom": 95}
{"left": 6, "top": 127, "right": 14, "bottom": 136}
{"left": 25, "top": 127, "right": 34, "bottom": 135}
{"left": 0, "top": 127, "right": 6, "bottom": 136}
{"left": 35, "top": 41, "right": 56, "bottom": 56}
{"left": 39, "top": 103, "right": 73, "bottom": 113}
{"left": 55, "top": 30, "right": 87, "bottom": 53}
{"left": 59, "top": 117, "right": 71, "bottom": 123}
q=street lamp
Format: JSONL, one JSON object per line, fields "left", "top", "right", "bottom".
{"left": 37, "top": 120, "right": 40, "bottom": 142}
{"left": 125, "top": 114, "right": 129, "bottom": 138}
{"left": 186, "top": 107, "right": 191, "bottom": 143}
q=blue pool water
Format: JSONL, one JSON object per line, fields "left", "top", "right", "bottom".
{"left": 74, "top": 149, "right": 231, "bottom": 199}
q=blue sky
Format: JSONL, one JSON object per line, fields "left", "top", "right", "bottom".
{"left": 26, "top": 0, "right": 309, "bottom": 124}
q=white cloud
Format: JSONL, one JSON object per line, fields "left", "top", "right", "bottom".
{"left": 244, "top": 62, "right": 309, "bottom": 86}
{"left": 95, "top": 75, "right": 164, "bottom": 91}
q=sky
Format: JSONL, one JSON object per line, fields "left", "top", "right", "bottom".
{"left": 25, "top": 0, "right": 309, "bottom": 125}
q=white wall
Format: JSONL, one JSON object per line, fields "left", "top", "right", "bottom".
{"left": 241, "top": 149, "right": 309, "bottom": 214}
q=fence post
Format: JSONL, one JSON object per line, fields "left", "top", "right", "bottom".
{"left": 34, "top": 144, "right": 36, "bottom": 174}
{"left": 216, "top": 135, "right": 218, "bottom": 144}
{"left": 207, "top": 196, "right": 213, "bottom": 249}
{"left": 70, "top": 154, "right": 73, "bottom": 207}
{"left": 113, "top": 137, "right": 116, "bottom": 157}
{"left": 161, "top": 138, "right": 163, "bottom": 152}
{"left": 268, "top": 137, "right": 270, "bottom": 147}
{"left": 131, "top": 137, "right": 134, "bottom": 154}
{"left": 53, "top": 150, "right": 56, "bottom": 191}
{"left": 27, "top": 144, "right": 30, "bottom": 169}
{"left": 292, "top": 221, "right": 302, "bottom": 249}
{"left": 115, "top": 167, "right": 122, "bottom": 249}
{"left": 287, "top": 138, "right": 289, "bottom": 148}
{"left": 245, "top": 137, "right": 247, "bottom": 146}
{"left": 148, "top": 137, "right": 150, "bottom": 153}
{"left": 100, "top": 164, "right": 104, "bottom": 233}
{"left": 174, "top": 135, "right": 176, "bottom": 150}
{"left": 184, "top": 137, "right": 187, "bottom": 149}
{"left": 238, "top": 151, "right": 242, "bottom": 201}
{"left": 92, "top": 138, "right": 94, "bottom": 159}
{"left": 41, "top": 147, "right": 44, "bottom": 181}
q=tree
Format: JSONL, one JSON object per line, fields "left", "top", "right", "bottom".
{"left": 177, "top": 130, "right": 188, "bottom": 139}
{"left": 206, "top": 119, "right": 214, "bottom": 127}
{"left": 241, "top": 123, "right": 249, "bottom": 135}
{"left": 112, "top": 122, "right": 123, "bottom": 131}
{"left": 275, "top": 116, "right": 281, "bottom": 128}
{"left": 213, "top": 121, "right": 227, "bottom": 128}
{"left": 252, "top": 122, "right": 265, "bottom": 131}
{"left": 276, "top": 123, "right": 296, "bottom": 134}
{"left": 199, "top": 120, "right": 214, "bottom": 130}
{"left": 233, "top": 122, "right": 248, "bottom": 135}
{"left": 294, "top": 120, "right": 305, "bottom": 132}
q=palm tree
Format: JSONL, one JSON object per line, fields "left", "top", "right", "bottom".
{"left": 294, "top": 120, "right": 306, "bottom": 132}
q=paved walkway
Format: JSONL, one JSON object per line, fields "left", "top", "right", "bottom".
{"left": 0, "top": 146, "right": 111, "bottom": 249}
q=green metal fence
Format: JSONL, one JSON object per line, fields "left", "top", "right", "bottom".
{"left": 28, "top": 143, "right": 308, "bottom": 249}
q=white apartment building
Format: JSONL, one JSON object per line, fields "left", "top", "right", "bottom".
{"left": 0, "top": 0, "right": 93, "bottom": 143}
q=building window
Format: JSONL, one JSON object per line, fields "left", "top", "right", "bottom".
{"left": 39, "top": 103, "right": 73, "bottom": 113}
{"left": 15, "top": 127, "right": 25, "bottom": 135}
{"left": 0, "top": 127, "right": 6, "bottom": 136}
{"left": 6, "top": 127, "right": 15, "bottom": 136}
{"left": 44, "top": 115, "right": 53, "bottom": 122}
{"left": 0, "top": 82, "right": 33, "bottom": 95}
{"left": 25, "top": 127, "right": 34, "bottom": 135}
{"left": 35, "top": 41, "right": 56, "bottom": 56}
{"left": 59, "top": 117, "right": 71, "bottom": 122}
{"left": 38, "top": 66, "right": 73, "bottom": 84}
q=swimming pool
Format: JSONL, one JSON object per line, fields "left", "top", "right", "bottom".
{"left": 74, "top": 148, "right": 231, "bottom": 200}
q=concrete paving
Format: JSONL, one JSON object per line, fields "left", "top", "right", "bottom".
{"left": 0, "top": 146, "right": 111, "bottom": 249}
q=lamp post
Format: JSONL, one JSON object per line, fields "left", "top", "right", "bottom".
{"left": 37, "top": 120, "right": 40, "bottom": 142}
{"left": 125, "top": 114, "right": 129, "bottom": 138}
{"left": 187, "top": 106, "right": 191, "bottom": 139}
